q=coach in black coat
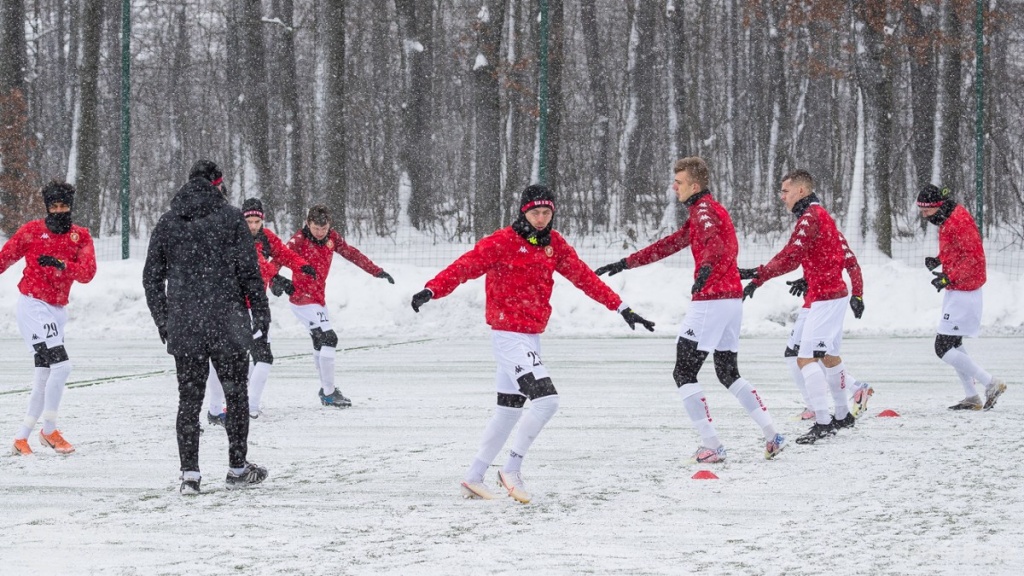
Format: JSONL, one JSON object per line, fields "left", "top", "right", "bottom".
{"left": 143, "top": 162, "right": 270, "bottom": 492}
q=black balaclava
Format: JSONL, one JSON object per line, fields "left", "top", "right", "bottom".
{"left": 512, "top": 184, "right": 556, "bottom": 247}
{"left": 42, "top": 181, "right": 75, "bottom": 234}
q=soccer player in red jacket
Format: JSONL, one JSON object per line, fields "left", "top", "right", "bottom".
{"left": 595, "top": 157, "right": 785, "bottom": 463}
{"left": 411, "top": 185, "right": 655, "bottom": 503}
{"left": 206, "top": 198, "right": 317, "bottom": 424}
{"left": 1, "top": 181, "right": 96, "bottom": 455}
{"left": 780, "top": 231, "right": 873, "bottom": 421}
{"left": 740, "top": 169, "right": 851, "bottom": 445}
{"left": 281, "top": 204, "right": 394, "bottom": 408}
{"left": 916, "top": 184, "right": 1006, "bottom": 410}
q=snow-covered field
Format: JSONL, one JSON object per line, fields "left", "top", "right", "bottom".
{"left": 1, "top": 335, "right": 1021, "bottom": 575}
{"left": 0, "top": 257, "right": 1022, "bottom": 575}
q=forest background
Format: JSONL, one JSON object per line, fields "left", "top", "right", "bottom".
{"left": 0, "top": 0, "right": 1022, "bottom": 271}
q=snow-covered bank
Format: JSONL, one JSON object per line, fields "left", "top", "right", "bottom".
{"left": 0, "top": 256, "right": 1021, "bottom": 344}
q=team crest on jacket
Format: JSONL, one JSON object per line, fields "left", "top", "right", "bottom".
{"left": 70, "top": 231, "right": 80, "bottom": 243}
{"left": 327, "top": 239, "right": 334, "bottom": 249}
{"left": 544, "top": 246, "right": 554, "bottom": 258}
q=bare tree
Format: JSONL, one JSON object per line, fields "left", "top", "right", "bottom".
{"left": 0, "top": 0, "right": 36, "bottom": 234}
{"left": 322, "top": 0, "right": 347, "bottom": 230}
{"left": 75, "top": 0, "right": 104, "bottom": 232}
{"left": 472, "top": 1, "right": 506, "bottom": 239}
{"left": 396, "top": 0, "right": 434, "bottom": 230}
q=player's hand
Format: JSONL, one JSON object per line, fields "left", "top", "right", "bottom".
{"left": 742, "top": 282, "right": 758, "bottom": 300}
{"left": 377, "top": 271, "right": 395, "bottom": 284}
{"left": 270, "top": 274, "right": 295, "bottom": 297}
{"left": 300, "top": 265, "right": 317, "bottom": 279}
{"left": 620, "top": 308, "right": 655, "bottom": 332}
{"left": 38, "top": 255, "right": 66, "bottom": 271}
{"left": 737, "top": 267, "right": 759, "bottom": 280}
{"left": 931, "top": 271, "right": 951, "bottom": 292}
{"left": 251, "top": 311, "right": 271, "bottom": 340}
{"left": 691, "top": 265, "right": 712, "bottom": 295}
{"left": 411, "top": 289, "right": 432, "bottom": 312}
{"left": 850, "top": 296, "right": 865, "bottom": 319}
{"left": 786, "top": 278, "right": 808, "bottom": 297}
{"left": 924, "top": 257, "right": 941, "bottom": 271}
{"left": 157, "top": 324, "right": 168, "bottom": 345}
{"left": 595, "top": 259, "right": 628, "bottom": 277}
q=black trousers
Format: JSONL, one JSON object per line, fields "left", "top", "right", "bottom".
{"left": 175, "top": 353, "right": 250, "bottom": 472}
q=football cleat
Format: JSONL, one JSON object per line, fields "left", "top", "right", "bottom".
{"left": 225, "top": 462, "right": 268, "bottom": 489}
{"left": 460, "top": 480, "right": 499, "bottom": 500}
{"left": 948, "top": 396, "right": 983, "bottom": 411}
{"left": 850, "top": 384, "right": 874, "bottom": 418}
{"left": 764, "top": 434, "right": 786, "bottom": 460}
{"left": 497, "top": 470, "right": 531, "bottom": 503}
{"left": 39, "top": 429, "right": 75, "bottom": 454}
{"left": 319, "top": 389, "right": 352, "bottom": 408}
{"left": 983, "top": 380, "right": 1007, "bottom": 411}
{"left": 12, "top": 438, "right": 33, "bottom": 456}
{"left": 692, "top": 445, "right": 727, "bottom": 464}
{"left": 795, "top": 422, "right": 836, "bottom": 445}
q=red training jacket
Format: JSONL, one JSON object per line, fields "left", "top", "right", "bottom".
{"left": 936, "top": 204, "right": 986, "bottom": 291}
{"left": 800, "top": 231, "right": 863, "bottom": 308}
{"left": 255, "top": 228, "right": 308, "bottom": 289}
{"left": 0, "top": 220, "right": 97, "bottom": 306}
{"left": 425, "top": 227, "right": 622, "bottom": 334}
{"left": 624, "top": 192, "right": 743, "bottom": 301}
{"left": 754, "top": 203, "right": 848, "bottom": 303}
{"left": 285, "top": 228, "right": 383, "bottom": 306}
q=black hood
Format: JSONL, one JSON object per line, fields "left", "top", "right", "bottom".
{"left": 791, "top": 193, "right": 821, "bottom": 216}
{"left": 171, "top": 177, "right": 227, "bottom": 222}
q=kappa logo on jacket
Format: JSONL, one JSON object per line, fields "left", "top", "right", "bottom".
{"left": 41, "top": 233, "right": 50, "bottom": 239}
{"left": 518, "top": 246, "right": 528, "bottom": 254}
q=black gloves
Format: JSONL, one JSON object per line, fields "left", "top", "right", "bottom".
{"left": 742, "top": 282, "right": 758, "bottom": 300}
{"left": 251, "top": 311, "right": 271, "bottom": 339}
{"left": 595, "top": 259, "right": 628, "bottom": 277}
{"left": 157, "top": 324, "right": 168, "bottom": 345}
{"left": 38, "top": 255, "right": 66, "bottom": 270}
{"left": 850, "top": 296, "right": 865, "bottom": 319}
{"left": 924, "top": 257, "right": 941, "bottom": 271}
{"left": 300, "top": 265, "right": 317, "bottom": 278}
{"left": 377, "top": 271, "right": 395, "bottom": 284}
{"left": 270, "top": 274, "right": 295, "bottom": 297}
{"left": 931, "top": 271, "right": 951, "bottom": 292}
{"left": 737, "top": 267, "right": 759, "bottom": 280}
{"left": 620, "top": 308, "right": 655, "bottom": 332}
{"left": 786, "top": 278, "right": 808, "bottom": 297}
{"left": 411, "top": 289, "right": 432, "bottom": 312}
{"left": 691, "top": 265, "right": 712, "bottom": 295}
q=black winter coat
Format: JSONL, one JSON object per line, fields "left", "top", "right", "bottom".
{"left": 143, "top": 177, "right": 270, "bottom": 356}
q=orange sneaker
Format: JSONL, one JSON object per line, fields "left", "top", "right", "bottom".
{"left": 39, "top": 429, "right": 75, "bottom": 454}
{"left": 12, "top": 438, "right": 33, "bottom": 455}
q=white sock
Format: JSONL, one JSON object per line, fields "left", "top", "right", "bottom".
{"left": 248, "top": 362, "right": 272, "bottom": 413}
{"left": 319, "top": 347, "right": 336, "bottom": 394}
{"left": 728, "top": 378, "right": 776, "bottom": 440}
{"left": 465, "top": 405, "right": 522, "bottom": 483}
{"left": 800, "top": 363, "right": 831, "bottom": 425}
{"left": 679, "top": 384, "right": 721, "bottom": 449}
{"left": 207, "top": 363, "right": 225, "bottom": 415}
{"left": 786, "top": 356, "right": 811, "bottom": 409}
{"left": 16, "top": 368, "right": 49, "bottom": 439}
{"left": 825, "top": 364, "right": 851, "bottom": 420}
{"left": 312, "top": 350, "right": 322, "bottom": 381}
{"left": 41, "top": 360, "right": 72, "bottom": 434}
{"left": 505, "top": 395, "right": 560, "bottom": 473}
{"left": 942, "top": 347, "right": 992, "bottom": 394}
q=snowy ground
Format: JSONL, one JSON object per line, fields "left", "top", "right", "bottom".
{"left": 1, "top": 334, "right": 1021, "bottom": 576}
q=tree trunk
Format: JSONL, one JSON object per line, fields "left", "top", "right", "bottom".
{"left": 396, "top": 0, "right": 434, "bottom": 230}
{"left": 472, "top": 1, "right": 506, "bottom": 239}
{"left": 580, "top": 0, "right": 610, "bottom": 228}
{"left": 906, "top": 1, "right": 937, "bottom": 187}
{"left": 623, "top": 0, "right": 656, "bottom": 226}
{"left": 859, "top": 2, "right": 894, "bottom": 257}
{"left": 279, "top": 0, "right": 306, "bottom": 230}
{"left": 322, "top": 0, "right": 347, "bottom": 232}
{"left": 939, "top": 2, "right": 962, "bottom": 191}
{"left": 75, "top": 0, "right": 104, "bottom": 233}
{"left": 0, "top": 0, "right": 36, "bottom": 234}
{"left": 545, "top": 0, "right": 563, "bottom": 195}
{"left": 237, "top": 0, "right": 274, "bottom": 216}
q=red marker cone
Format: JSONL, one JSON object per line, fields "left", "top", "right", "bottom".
{"left": 692, "top": 470, "right": 719, "bottom": 480}
{"left": 877, "top": 409, "right": 900, "bottom": 418}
